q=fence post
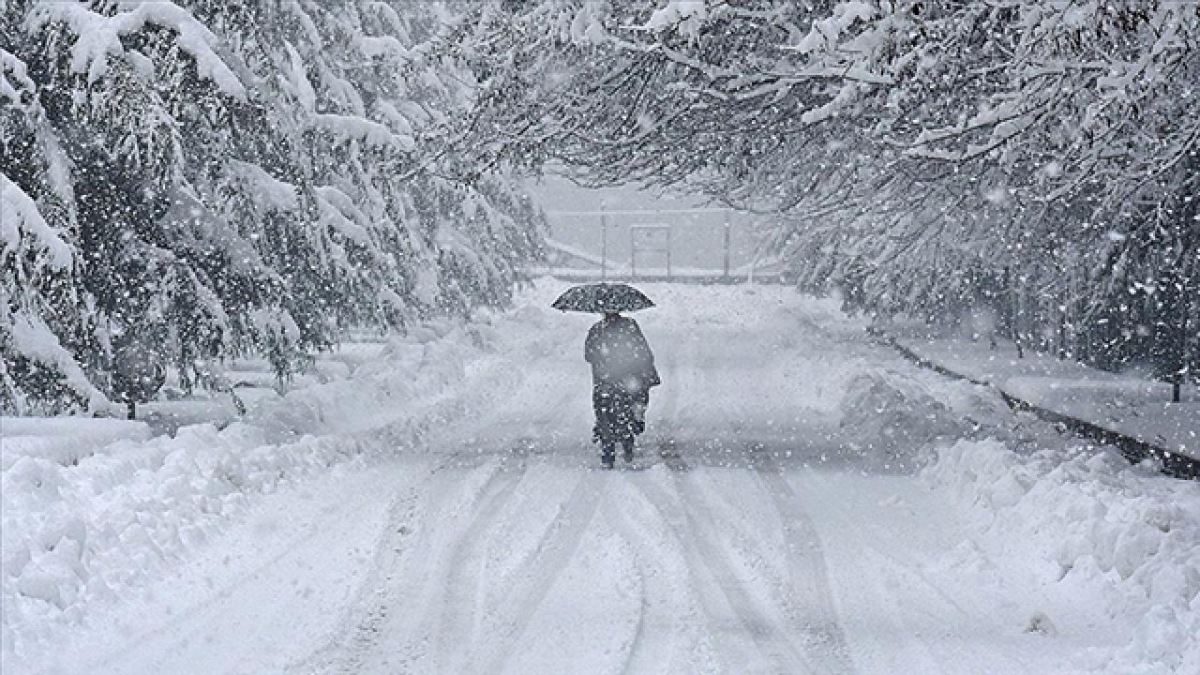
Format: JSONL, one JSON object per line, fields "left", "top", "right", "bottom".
{"left": 667, "top": 225, "right": 673, "bottom": 281}
{"left": 600, "top": 201, "right": 607, "bottom": 280}
{"left": 723, "top": 217, "right": 731, "bottom": 279}
{"left": 629, "top": 225, "right": 635, "bottom": 280}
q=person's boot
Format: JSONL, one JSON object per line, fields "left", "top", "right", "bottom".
{"left": 601, "top": 443, "right": 615, "bottom": 469}
{"left": 622, "top": 439, "right": 635, "bottom": 463}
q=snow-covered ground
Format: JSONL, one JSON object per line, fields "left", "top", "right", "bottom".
{"left": 887, "top": 329, "right": 1198, "bottom": 461}
{"left": 3, "top": 280, "right": 1197, "bottom": 674}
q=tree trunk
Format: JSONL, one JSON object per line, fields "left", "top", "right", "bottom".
{"left": 1159, "top": 249, "right": 1199, "bottom": 404}
{"left": 1058, "top": 306, "right": 1067, "bottom": 359}
{"left": 1012, "top": 271, "right": 1024, "bottom": 359}
{"left": 1174, "top": 270, "right": 1192, "bottom": 403}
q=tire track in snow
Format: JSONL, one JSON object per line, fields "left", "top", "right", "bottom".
{"left": 314, "top": 313, "right": 593, "bottom": 674}
{"left": 429, "top": 455, "right": 531, "bottom": 673}
{"left": 677, "top": 469, "right": 836, "bottom": 674}
{"left": 716, "top": 336, "right": 855, "bottom": 675}
{"left": 473, "top": 471, "right": 606, "bottom": 674}
{"left": 296, "top": 478, "right": 430, "bottom": 675}
{"left": 304, "top": 453, "right": 521, "bottom": 674}
{"left": 705, "top": 308, "right": 856, "bottom": 674}
{"left": 628, "top": 469, "right": 819, "bottom": 674}
{"left": 610, "top": 514, "right": 652, "bottom": 675}
{"left": 80, "top": 469, "right": 407, "bottom": 675}
{"left": 294, "top": 451, "right": 484, "bottom": 674}
{"left": 623, "top": 473, "right": 740, "bottom": 672}
{"left": 749, "top": 447, "right": 857, "bottom": 674}
{"left": 603, "top": 480, "right": 719, "bottom": 675}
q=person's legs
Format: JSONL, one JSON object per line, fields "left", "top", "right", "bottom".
{"left": 601, "top": 441, "right": 616, "bottom": 469}
{"left": 594, "top": 383, "right": 618, "bottom": 467}
{"left": 595, "top": 383, "right": 644, "bottom": 467}
{"left": 607, "top": 388, "right": 637, "bottom": 461}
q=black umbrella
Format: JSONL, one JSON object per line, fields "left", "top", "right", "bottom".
{"left": 551, "top": 283, "right": 655, "bottom": 314}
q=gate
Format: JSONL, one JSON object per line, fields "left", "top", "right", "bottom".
{"left": 630, "top": 224, "right": 672, "bottom": 280}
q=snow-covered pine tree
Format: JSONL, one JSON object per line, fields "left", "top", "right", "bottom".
{"left": 2, "top": 32, "right": 105, "bottom": 413}
{"left": 2, "top": 0, "right": 544, "bottom": 413}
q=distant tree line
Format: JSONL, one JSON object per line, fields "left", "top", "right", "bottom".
{"left": 454, "top": 0, "right": 1198, "bottom": 400}
{"left": 2, "top": 1, "right": 545, "bottom": 414}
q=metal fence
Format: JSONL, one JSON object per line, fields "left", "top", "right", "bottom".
{"left": 536, "top": 207, "right": 786, "bottom": 283}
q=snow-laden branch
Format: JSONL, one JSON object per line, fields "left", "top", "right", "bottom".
{"left": 310, "top": 113, "right": 416, "bottom": 152}
{"left": 0, "top": 173, "right": 72, "bottom": 273}
{"left": 27, "top": 1, "right": 246, "bottom": 100}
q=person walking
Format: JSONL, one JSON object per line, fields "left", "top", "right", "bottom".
{"left": 551, "top": 282, "right": 660, "bottom": 469}
{"left": 585, "top": 311, "right": 659, "bottom": 468}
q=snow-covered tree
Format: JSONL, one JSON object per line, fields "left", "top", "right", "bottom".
{"left": 2, "top": 38, "right": 104, "bottom": 413}
{"left": 460, "top": 0, "right": 1198, "bottom": 390}
{"left": 1, "top": 0, "right": 544, "bottom": 414}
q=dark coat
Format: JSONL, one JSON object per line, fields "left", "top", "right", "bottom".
{"left": 585, "top": 315, "right": 659, "bottom": 446}
{"left": 584, "top": 315, "right": 659, "bottom": 393}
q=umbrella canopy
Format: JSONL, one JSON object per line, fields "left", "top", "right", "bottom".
{"left": 551, "top": 283, "right": 655, "bottom": 314}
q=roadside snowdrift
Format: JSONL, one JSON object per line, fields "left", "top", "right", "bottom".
{"left": 925, "top": 440, "right": 1200, "bottom": 674}
{"left": 0, "top": 303, "right": 553, "bottom": 662}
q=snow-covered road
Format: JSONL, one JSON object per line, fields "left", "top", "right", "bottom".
{"left": 8, "top": 283, "right": 1198, "bottom": 675}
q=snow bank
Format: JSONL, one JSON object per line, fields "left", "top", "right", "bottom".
{"left": 0, "top": 418, "right": 149, "bottom": 471}
{"left": 838, "top": 371, "right": 972, "bottom": 451}
{"left": 0, "top": 305, "right": 538, "bottom": 664}
{"left": 924, "top": 440, "right": 1200, "bottom": 674}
